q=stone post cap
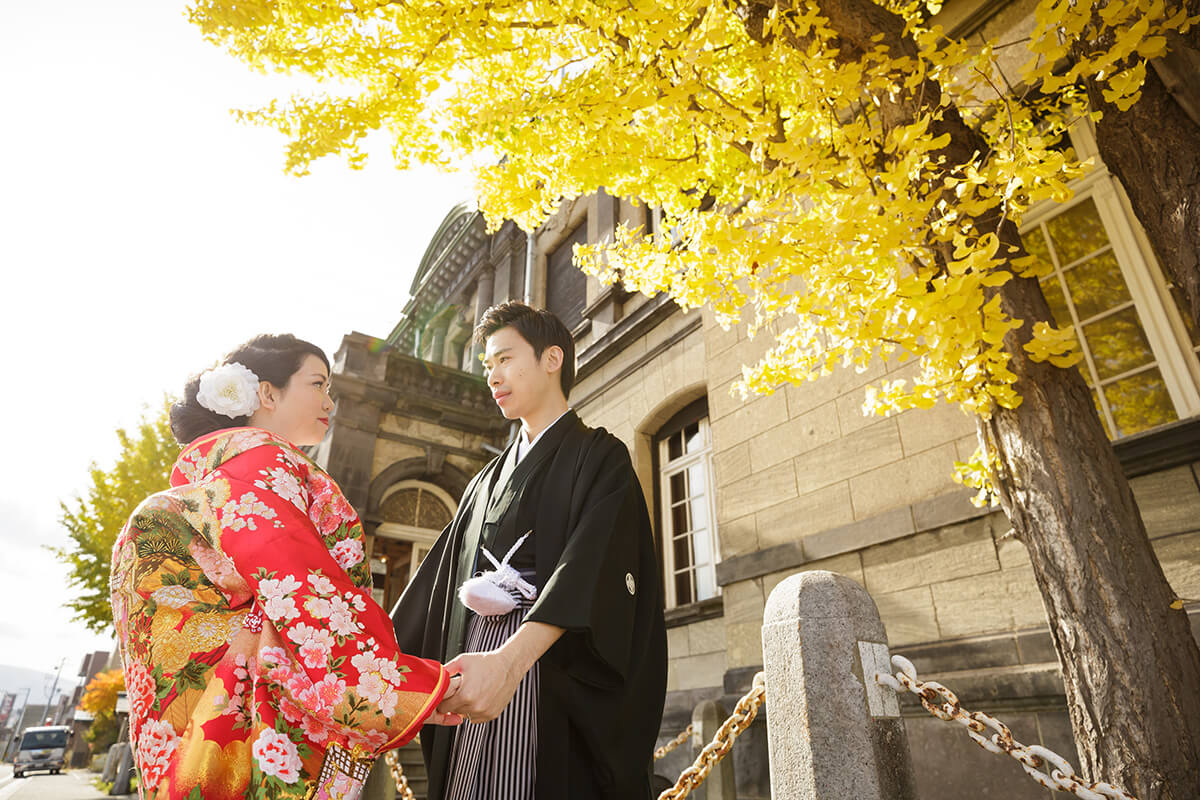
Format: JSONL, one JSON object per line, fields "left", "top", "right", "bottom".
{"left": 763, "top": 570, "right": 887, "bottom": 640}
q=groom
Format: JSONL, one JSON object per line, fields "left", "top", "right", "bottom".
{"left": 391, "top": 302, "right": 667, "bottom": 800}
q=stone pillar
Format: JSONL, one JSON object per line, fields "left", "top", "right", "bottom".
{"left": 109, "top": 743, "right": 134, "bottom": 795}
{"left": 429, "top": 322, "right": 448, "bottom": 367}
{"left": 468, "top": 268, "right": 496, "bottom": 374}
{"left": 760, "top": 571, "right": 916, "bottom": 800}
{"left": 327, "top": 336, "right": 388, "bottom": 516}
{"left": 101, "top": 741, "right": 125, "bottom": 783}
{"left": 690, "top": 699, "right": 737, "bottom": 800}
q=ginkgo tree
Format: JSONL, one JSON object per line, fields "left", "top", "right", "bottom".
{"left": 190, "top": 0, "right": 1200, "bottom": 795}
{"left": 55, "top": 401, "right": 178, "bottom": 632}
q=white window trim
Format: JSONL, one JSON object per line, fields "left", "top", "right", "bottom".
{"left": 658, "top": 418, "right": 721, "bottom": 609}
{"left": 1019, "top": 121, "right": 1200, "bottom": 427}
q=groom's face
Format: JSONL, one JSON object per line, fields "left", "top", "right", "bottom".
{"left": 482, "top": 326, "right": 563, "bottom": 421}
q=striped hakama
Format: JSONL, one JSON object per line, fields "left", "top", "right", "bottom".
{"left": 443, "top": 576, "right": 538, "bottom": 800}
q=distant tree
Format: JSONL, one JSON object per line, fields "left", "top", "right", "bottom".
{"left": 79, "top": 669, "right": 124, "bottom": 717}
{"left": 53, "top": 402, "right": 178, "bottom": 633}
{"left": 79, "top": 669, "right": 125, "bottom": 755}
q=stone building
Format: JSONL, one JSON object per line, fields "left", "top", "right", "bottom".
{"left": 321, "top": 1, "right": 1200, "bottom": 796}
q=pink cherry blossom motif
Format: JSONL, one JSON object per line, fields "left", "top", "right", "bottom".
{"left": 376, "top": 686, "right": 399, "bottom": 718}
{"left": 259, "top": 646, "right": 290, "bottom": 668}
{"left": 305, "top": 596, "right": 334, "bottom": 619}
{"left": 252, "top": 728, "right": 303, "bottom": 784}
{"left": 259, "top": 574, "right": 303, "bottom": 621}
{"left": 356, "top": 672, "right": 387, "bottom": 705}
{"left": 297, "top": 673, "right": 347, "bottom": 717}
{"left": 330, "top": 538, "right": 364, "bottom": 571}
{"left": 301, "top": 713, "right": 331, "bottom": 744}
{"left": 350, "top": 651, "right": 381, "bottom": 675}
{"left": 308, "top": 573, "right": 337, "bottom": 596}
{"left": 298, "top": 640, "right": 331, "bottom": 669}
{"left": 135, "top": 719, "right": 180, "bottom": 790}
{"left": 287, "top": 672, "right": 314, "bottom": 700}
{"left": 278, "top": 696, "right": 306, "bottom": 725}
{"left": 327, "top": 597, "right": 361, "bottom": 637}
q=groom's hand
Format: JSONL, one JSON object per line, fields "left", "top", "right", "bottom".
{"left": 437, "top": 650, "right": 524, "bottom": 723}
{"left": 436, "top": 621, "right": 565, "bottom": 723}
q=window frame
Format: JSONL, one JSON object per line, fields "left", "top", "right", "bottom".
{"left": 375, "top": 480, "right": 457, "bottom": 583}
{"left": 656, "top": 407, "right": 721, "bottom": 610}
{"left": 1018, "top": 121, "right": 1200, "bottom": 435}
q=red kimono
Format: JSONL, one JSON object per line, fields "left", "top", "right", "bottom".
{"left": 110, "top": 427, "right": 450, "bottom": 799}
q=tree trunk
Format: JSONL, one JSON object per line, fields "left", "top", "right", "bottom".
{"left": 776, "top": 1, "right": 1200, "bottom": 795}
{"left": 986, "top": 273, "right": 1200, "bottom": 800}
{"left": 1085, "top": 56, "right": 1200, "bottom": 329}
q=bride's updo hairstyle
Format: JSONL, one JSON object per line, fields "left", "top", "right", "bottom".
{"left": 170, "top": 334, "right": 330, "bottom": 445}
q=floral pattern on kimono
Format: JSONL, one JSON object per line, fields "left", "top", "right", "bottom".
{"left": 111, "top": 427, "right": 450, "bottom": 800}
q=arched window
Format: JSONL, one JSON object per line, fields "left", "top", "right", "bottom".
{"left": 655, "top": 398, "right": 720, "bottom": 608}
{"left": 371, "top": 481, "right": 456, "bottom": 608}
{"left": 379, "top": 484, "right": 454, "bottom": 530}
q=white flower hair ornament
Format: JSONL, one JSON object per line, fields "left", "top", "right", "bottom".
{"left": 196, "top": 362, "right": 261, "bottom": 419}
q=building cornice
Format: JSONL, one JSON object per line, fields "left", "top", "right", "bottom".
{"left": 332, "top": 334, "right": 509, "bottom": 437}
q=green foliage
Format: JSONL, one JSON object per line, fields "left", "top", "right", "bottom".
{"left": 84, "top": 711, "right": 119, "bottom": 755}
{"left": 53, "top": 401, "right": 180, "bottom": 632}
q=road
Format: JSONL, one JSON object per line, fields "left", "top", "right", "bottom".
{"left": 0, "top": 768, "right": 136, "bottom": 800}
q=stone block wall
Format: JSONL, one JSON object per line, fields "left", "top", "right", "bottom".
{"left": 590, "top": 304, "right": 1200, "bottom": 798}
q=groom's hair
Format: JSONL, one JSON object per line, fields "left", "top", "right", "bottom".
{"left": 474, "top": 302, "right": 576, "bottom": 398}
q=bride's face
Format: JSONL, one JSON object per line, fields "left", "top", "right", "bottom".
{"left": 251, "top": 354, "right": 334, "bottom": 446}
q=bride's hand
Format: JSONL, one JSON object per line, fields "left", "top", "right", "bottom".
{"left": 425, "top": 674, "right": 465, "bottom": 726}
{"left": 425, "top": 709, "right": 464, "bottom": 725}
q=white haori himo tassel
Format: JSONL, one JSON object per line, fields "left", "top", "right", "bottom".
{"left": 458, "top": 531, "right": 538, "bottom": 617}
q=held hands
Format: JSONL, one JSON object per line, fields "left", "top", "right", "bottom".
{"left": 432, "top": 621, "right": 565, "bottom": 725}
{"left": 436, "top": 649, "right": 525, "bottom": 724}
{"left": 425, "top": 674, "right": 467, "bottom": 726}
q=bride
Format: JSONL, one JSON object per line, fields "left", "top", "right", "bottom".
{"left": 110, "top": 334, "right": 461, "bottom": 800}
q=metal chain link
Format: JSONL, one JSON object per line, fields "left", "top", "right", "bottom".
{"left": 655, "top": 724, "right": 695, "bottom": 760}
{"left": 875, "top": 655, "right": 1137, "bottom": 800}
{"left": 657, "top": 671, "right": 767, "bottom": 800}
{"left": 383, "top": 750, "right": 417, "bottom": 800}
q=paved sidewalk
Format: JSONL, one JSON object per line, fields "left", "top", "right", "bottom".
{"left": 0, "top": 769, "right": 136, "bottom": 800}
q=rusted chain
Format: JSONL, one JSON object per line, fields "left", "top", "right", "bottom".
{"left": 657, "top": 671, "right": 766, "bottom": 800}
{"left": 383, "top": 750, "right": 417, "bottom": 800}
{"left": 876, "top": 655, "right": 1137, "bottom": 800}
{"left": 654, "top": 724, "right": 694, "bottom": 760}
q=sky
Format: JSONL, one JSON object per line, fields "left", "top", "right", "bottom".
{"left": 0, "top": 1, "right": 474, "bottom": 677}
